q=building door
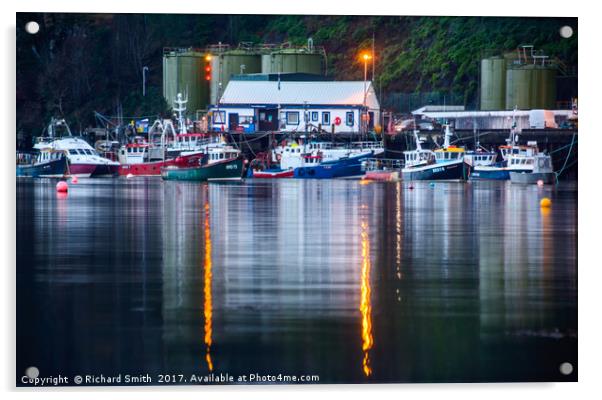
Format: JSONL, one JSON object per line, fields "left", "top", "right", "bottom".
{"left": 228, "top": 113, "right": 239, "bottom": 131}
{"left": 258, "top": 108, "right": 278, "bottom": 131}
{"left": 368, "top": 112, "right": 375, "bottom": 130}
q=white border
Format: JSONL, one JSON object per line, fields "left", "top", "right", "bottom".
{"left": 2, "top": 1, "right": 598, "bottom": 399}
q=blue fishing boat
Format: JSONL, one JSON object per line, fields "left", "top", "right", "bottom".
{"left": 470, "top": 142, "right": 540, "bottom": 181}
{"left": 294, "top": 151, "right": 376, "bottom": 179}
{"left": 470, "top": 111, "right": 538, "bottom": 181}
{"left": 16, "top": 150, "right": 68, "bottom": 178}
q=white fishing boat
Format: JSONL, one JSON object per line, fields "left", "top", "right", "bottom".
{"left": 510, "top": 153, "right": 555, "bottom": 184}
{"left": 34, "top": 119, "right": 119, "bottom": 177}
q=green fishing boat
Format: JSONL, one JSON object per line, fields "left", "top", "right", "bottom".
{"left": 161, "top": 155, "right": 244, "bottom": 181}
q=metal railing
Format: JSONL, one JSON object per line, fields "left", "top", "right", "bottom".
{"left": 361, "top": 158, "right": 404, "bottom": 172}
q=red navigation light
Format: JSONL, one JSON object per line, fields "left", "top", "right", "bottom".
{"left": 205, "top": 75, "right": 211, "bottom": 81}
{"left": 205, "top": 66, "right": 211, "bottom": 72}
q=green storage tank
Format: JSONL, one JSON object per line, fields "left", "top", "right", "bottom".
{"left": 480, "top": 56, "right": 507, "bottom": 110}
{"left": 505, "top": 64, "right": 557, "bottom": 110}
{"left": 162, "top": 50, "right": 210, "bottom": 117}
{"left": 261, "top": 49, "right": 324, "bottom": 75}
{"left": 209, "top": 50, "right": 262, "bottom": 105}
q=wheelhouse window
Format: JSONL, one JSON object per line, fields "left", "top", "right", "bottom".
{"left": 346, "top": 112, "right": 354, "bottom": 126}
{"left": 286, "top": 112, "right": 300, "bottom": 125}
{"left": 322, "top": 112, "right": 331, "bottom": 125}
{"left": 311, "top": 112, "right": 319, "bottom": 122}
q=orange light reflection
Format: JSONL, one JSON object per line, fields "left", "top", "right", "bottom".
{"left": 203, "top": 202, "right": 214, "bottom": 372}
{"left": 360, "top": 218, "right": 373, "bottom": 377}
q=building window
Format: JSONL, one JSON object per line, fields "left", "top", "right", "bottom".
{"left": 322, "top": 112, "right": 331, "bottom": 125}
{"left": 311, "top": 111, "right": 319, "bottom": 122}
{"left": 346, "top": 112, "right": 354, "bottom": 126}
{"left": 213, "top": 110, "right": 226, "bottom": 124}
{"left": 286, "top": 112, "right": 300, "bottom": 125}
{"left": 239, "top": 115, "right": 254, "bottom": 124}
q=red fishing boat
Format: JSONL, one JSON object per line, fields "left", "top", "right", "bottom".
{"left": 117, "top": 142, "right": 203, "bottom": 176}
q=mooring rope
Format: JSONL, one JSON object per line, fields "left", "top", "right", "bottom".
{"left": 554, "top": 132, "right": 577, "bottom": 183}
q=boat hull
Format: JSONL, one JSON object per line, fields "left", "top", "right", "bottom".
{"left": 469, "top": 168, "right": 511, "bottom": 181}
{"left": 91, "top": 164, "right": 119, "bottom": 177}
{"left": 402, "top": 160, "right": 465, "bottom": 181}
{"left": 363, "top": 170, "right": 400, "bottom": 181}
{"left": 510, "top": 171, "right": 556, "bottom": 184}
{"left": 469, "top": 167, "right": 534, "bottom": 181}
{"left": 67, "top": 163, "right": 98, "bottom": 178}
{"left": 161, "top": 158, "right": 244, "bottom": 181}
{"left": 119, "top": 154, "right": 203, "bottom": 176}
{"left": 251, "top": 169, "right": 294, "bottom": 178}
{"left": 16, "top": 157, "right": 67, "bottom": 178}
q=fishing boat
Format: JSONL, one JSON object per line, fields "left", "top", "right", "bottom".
{"left": 470, "top": 110, "right": 541, "bottom": 181}
{"left": 294, "top": 151, "right": 379, "bottom": 179}
{"left": 470, "top": 142, "right": 540, "bottom": 180}
{"left": 247, "top": 139, "right": 384, "bottom": 179}
{"left": 510, "top": 153, "right": 556, "bottom": 184}
{"left": 117, "top": 136, "right": 203, "bottom": 176}
{"left": 120, "top": 94, "right": 226, "bottom": 176}
{"left": 16, "top": 150, "right": 68, "bottom": 178}
{"left": 161, "top": 145, "right": 244, "bottom": 181}
{"left": 34, "top": 119, "right": 119, "bottom": 177}
{"left": 402, "top": 126, "right": 466, "bottom": 181}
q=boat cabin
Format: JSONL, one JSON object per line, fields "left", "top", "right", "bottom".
{"left": 465, "top": 152, "right": 496, "bottom": 167}
{"left": 500, "top": 141, "right": 539, "bottom": 161}
{"left": 172, "top": 133, "right": 215, "bottom": 150}
{"left": 206, "top": 147, "right": 241, "bottom": 165}
{"left": 118, "top": 144, "right": 149, "bottom": 165}
{"left": 404, "top": 149, "right": 435, "bottom": 168}
{"left": 434, "top": 146, "right": 465, "bottom": 163}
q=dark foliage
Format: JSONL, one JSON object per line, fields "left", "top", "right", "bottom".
{"left": 16, "top": 13, "right": 577, "bottom": 138}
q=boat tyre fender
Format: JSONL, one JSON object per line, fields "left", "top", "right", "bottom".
{"left": 308, "top": 169, "right": 315, "bottom": 176}
{"left": 298, "top": 168, "right": 305, "bottom": 177}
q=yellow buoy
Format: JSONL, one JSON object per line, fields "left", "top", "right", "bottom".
{"left": 540, "top": 197, "right": 552, "bottom": 208}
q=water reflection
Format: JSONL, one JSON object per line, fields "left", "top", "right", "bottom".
{"left": 360, "top": 206, "right": 373, "bottom": 377}
{"left": 16, "top": 179, "right": 577, "bottom": 384}
{"left": 203, "top": 200, "right": 214, "bottom": 372}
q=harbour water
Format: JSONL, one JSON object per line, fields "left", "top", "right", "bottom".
{"left": 16, "top": 178, "right": 577, "bottom": 384}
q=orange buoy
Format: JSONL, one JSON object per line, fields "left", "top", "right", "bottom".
{"left": 71, "top": 176, "right": 78, "bottom": 184}
{"left": 56, "top": 181, "right": 68, "bottom": 193}
{"left": 540, "top": 197, "right": 552, "bottom": 208}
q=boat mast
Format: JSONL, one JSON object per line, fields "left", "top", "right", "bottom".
{"left": 174, "top": 93, "right": 188, "bottom": 134}
{"left": 509, "top": 107, "right": 518, "bottom": 146}
{"left": 443, "top": 123, "right": 452, "bottom": 149}
{"left": 413, "top": 129, "right": 422, "bottom": 151}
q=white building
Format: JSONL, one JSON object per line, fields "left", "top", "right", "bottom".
{"left": 412, "top": 107, "right": 575, "bottom": 130}
{"left": 208, "top": 80, "right": 380, "bottom": 134}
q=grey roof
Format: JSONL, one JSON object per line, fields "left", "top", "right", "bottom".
{"left": 219, "top": 80, "right": 380, "bottom": 109}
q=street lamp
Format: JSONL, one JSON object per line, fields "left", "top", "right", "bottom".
{"left": 360, "top": 53, "right": 372, "bottom": 135}
{"left": 142, "top": 66, "right": 149, "bottom": 97}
